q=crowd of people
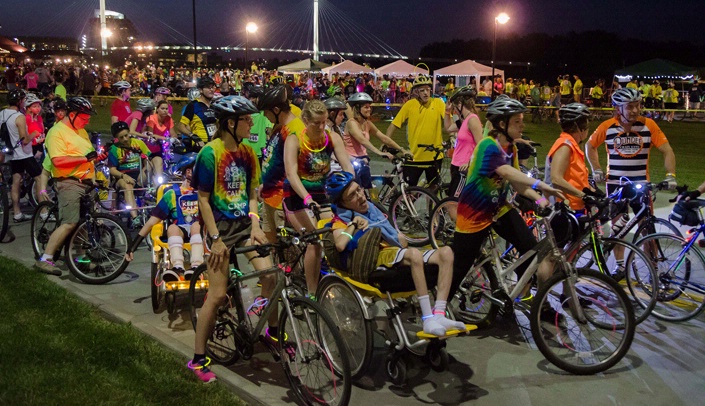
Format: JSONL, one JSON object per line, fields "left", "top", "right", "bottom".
{"left": 2, "top": 61, "right": 703, "bottom": 388}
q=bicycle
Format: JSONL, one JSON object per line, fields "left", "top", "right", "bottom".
{"left": 452, "top": 202, "right": 636, "bottom": 374}
{"left": 634, "top": 198, "right": 705, "bottom": 322}
{"left": 30, "top": 180, "right": 131, "bottom": 284}
{"left": 368, "top": 148, "right": 439, "bottom": 246}
{"left": 188, "top": 227, "right": 351, "bottom": 406}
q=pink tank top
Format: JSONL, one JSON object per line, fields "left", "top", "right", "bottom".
{"left": 451, "top": 113, "right": 479, "bottom": 167}
{"left": 343, "top": 120, "right": 369, "bottom": 157}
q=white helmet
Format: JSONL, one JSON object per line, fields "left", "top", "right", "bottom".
{"left": 24, "top": 94, "right": 42, "bottom": 107}
{"left": 136, "top": 98, "right": 155, "bottom": 112}
{"left": 187, "top": 88, "right": 201, "bottom": 101}
{"left": 112, "top": 80, "right": 132, "bottom": 90}
{"left": 611, "top": 88, "right": 642, "bottom": 106}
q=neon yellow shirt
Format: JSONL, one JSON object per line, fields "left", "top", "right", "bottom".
{"left": 573, "top": 80, "right": 583, "bottom": 96}
{"left": 626, "top": 82, "right": 638, "bottom": 90}
{"left": 391, "top": 97, "right": 445, "bottom": 161}
{"left": 45, "top": 121, "right": 95, "bottom": 180}
{"left": 663, "top": 89, "right": 679, "bottom": 104}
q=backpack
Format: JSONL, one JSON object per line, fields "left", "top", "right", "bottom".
{"left": 0, "top": 111, "right": 20, "bottom": 155}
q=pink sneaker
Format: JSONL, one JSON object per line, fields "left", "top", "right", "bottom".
{"left": 188, "top": 358, "right": 216, "bottom": 383}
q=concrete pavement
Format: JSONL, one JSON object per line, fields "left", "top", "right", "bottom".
{"left": 3, "top": 202, "right": 704, "bottom": 406}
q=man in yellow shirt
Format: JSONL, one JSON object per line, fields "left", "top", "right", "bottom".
{"left": 626, "top": 79, "right": 638, "bottom": 90}
{"left": 573, "top": 75, "right": 583, "bottom": 103}
{"left": 34, "top": 97, "right": 104, "bottom": 275}
{"left": 590, "top": 79, "right": 604, "bottom": 108}
{"left": 649, "top": 80, "right": 663, "bottom": 108}
{"left": 559, "top": 75, "right": 572, "bottom": 105}
{"left": 385, "top": 75, "right": 444, "bottom": 187}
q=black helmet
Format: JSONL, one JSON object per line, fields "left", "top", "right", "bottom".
{"left": 7, "top": 88, "right": 26, "bottom": 106}
{"left": 324, "top": 97, "right": 347, "bottom": 111}
{"left": 111, "top": 121, "right": 130, "bottom": 137}
{"left": 258, "top": 85, "right": 289, "bottom": 111}
{"left": 486, "top": 98, "right": 528, "bottom": 125}
{"left": 248, "top": 85, "right": 264, "bottom": 99}
{"left": 197, "top": 76, "right": 216, "bottom": 89}
{"left": 53, "top": 98, "right": 67, "bottom": 112}
{"left": 66, "top": 96, "right": 96, "bottom": 116}
{"left": 559, "top": 103, "right": 591, "bottom": 123}
{"left": 211, "top": 95, "right": 259, "bottom": 121}
{"left": 449, "top": 85, "right": 477, "bottom": 103}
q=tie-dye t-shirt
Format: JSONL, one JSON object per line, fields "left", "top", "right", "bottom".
{"left": 192, "top": 138, "right": 260, "bottom": 221}
{"left": 283, "top": 130, "right": 334, "bottom": 199}
{"left": 151, "top": 186, "right": 199, "bottom": 225}
{"left": 108, "top": 138, "right": 151, "bottom": 175}
{"left": 456, "top": 137, "right": 519, "bottom": 234}
{"left": 260, "top": 118, "right": 305, "bottom": 209}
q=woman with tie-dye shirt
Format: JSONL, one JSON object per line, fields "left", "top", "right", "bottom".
{"left": 283, "top": 99, "right": 353, "bottom": 294}
{"left": 450, "top": 99, "right": 564, "bottom": 310}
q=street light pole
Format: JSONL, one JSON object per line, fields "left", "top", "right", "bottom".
{"left": 192, "top": 0, "right": 198, "bottom": 68}
{"left": 491, "top": 12, "right": 509, "bottom": 98}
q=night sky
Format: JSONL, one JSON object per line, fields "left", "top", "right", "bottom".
{"left": 2, "top": 0, "right": 704, "bottom": 57}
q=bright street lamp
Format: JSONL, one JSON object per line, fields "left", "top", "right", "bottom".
{"left": 100, "top": 28, "right": 112, "bottom": 38}
{"left": 245, "top": 22, "right": 258, "bottom": 68}
{"left": 491, "top": 12, "right": 509, "bottom": 98}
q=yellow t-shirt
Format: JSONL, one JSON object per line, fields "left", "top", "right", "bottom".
{"left": 45, "top": 121, "right": 95, "bottom": 180}
{"left": 391, "top": 97, "right": 445, "bottom": 161}
{"left": 650, "top": 85, "right": 663, "bottom": 99}
{"left": 560, "top": 80, "right": 572, "bottom": 96}
{"left": 290, "top": 103, "right": 302, "bottom": 118}
{"left": 590, "top": 85, "right": 603, "bottom": 99}
{"left": 626, "top": 82, "right": 638, "bottom": 90}
{"left": 573, "top": 80, "right": 583, "bottom": 96}
{"left": 663, "top": 89, "right": 679, "bottom": 104}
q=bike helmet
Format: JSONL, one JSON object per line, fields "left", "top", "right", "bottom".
{"left": 248, "top": 85, "right": 264, "bottom": 99}
{"left": 330, "top": 85, "right": 343, "bottom": 96}
{"left": 559, "top": 103, "right": 591, "bottom": 123}
{"left": 24, "top": 93, "right": 42, "bottom": 107}
{"left": 112, "top": 80, "right": 132, "bottom": 90}
{"left": 324, "top": 97, "right": 347, "bottom": 111}
{"left": 136, "top": 98, "right": 155, "bottom": 112}
{"left": 611, "top": 87, "right": 642, "bottom": 106}
{"left": 270, "top": 76, "right": 284, "bottom": 85}
{"left": 155, "top": 87, "right": 171, "bottom": 95}
{"left": 325, "top": 171, "right": 355, "bottom": 203}
{"left": 449, "top": 85, "right": 477, "bottom": 103}
{"left": 258, "top": 85, "right": 289, "bottom": 111}
{"left": 187, "top": 87, "right": 201, "bottom": 101}
{"left": 66, "top": 96, "right": 97, "bottom": 116}
{"left": 111, "top": 121, "right": 130, "bottom": 137}
{"left": 347, "top": 92, "right": 373, "bottom": 106}
{"left": 174, "top": 152, "right": 197, "bottom": 172}
{"left": 196, "top": 76, "right": 216, "bottom": 89}
{"left": 6, "top": 88, "right": 26, "bottom": 106}
{"left": 486, "top": 98, "right": 529, "bottom": 124}
{"left": 412, "top": 75, "right": 433, "bottom": 90}
{"left": 211, "top": 95, "right": 259, "bottom": 121}
{"left": 53, "top": 98, "right": 67, "bottom": 112}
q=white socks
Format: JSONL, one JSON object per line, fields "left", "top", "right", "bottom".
{"left": 168, "top": 236, "right": 184, "bottom": 269}
{"left": 421, "top": 297, "right": 466, "bottom": 336}
{"left": 189, "top": 234, "right": 204, "bottom": 268}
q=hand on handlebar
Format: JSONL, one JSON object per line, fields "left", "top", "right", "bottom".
{"left": 381, "top": 151, "right": 394, "bottom": 160}
{"left": 538, "top": 184, "right": 566, "bottom": 202}
{"left": 85, "top": 151, "right": 108, "bottom": 162}
{"left": 664, "top": 175, "right": 677, "bottom": 191}
{"left": 592, "top": 169, "right": 605, "bottom": 183}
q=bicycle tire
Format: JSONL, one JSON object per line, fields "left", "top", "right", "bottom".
{"left": 389, "top": 186, "right": 439, "bottom": 247}
{"left": 188, "top": 264, "right": 242, "bottom": 366}
{"left": 31, "top": 201, "right": 61, "bottom": 259}
{"left": 635, "top": 233, "right": 705, "bottom": 322}
{"left": 530, "top": 267, "right": 635, "bottom": 375}
{"left": 428, "top": 197, "right": 457, "bottom": 249}
{"left": 278, "top": 296, "right": 352, "bottom": 406}
{"left": 65, "top": 213, "right": 130, "bottom": 284}
{"left": 0, "top": 184, "right": 10, "bottom": 242}
{"left": 631, "top": 216, "right": 682, "bottom": 243}
{"left": 453, "top": 260, "right": 500, "bottom": 328}
{"left": 317, "top": 275, "right": 373, "bottom": 380}
{"left": 569, "top": 237, "right": 658, "bottom": 324}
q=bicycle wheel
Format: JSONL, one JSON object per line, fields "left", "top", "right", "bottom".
{"left": 428, "top": 197, "right": 457, "bottom": 249}
{"left": 317, "top": 275, "right": 373, "bottom": 379}
{"left": 65, "top": 214, "right": 130, "bottom": 284}
{"left": 453, "top": 260, "right": 500, "bottom": 328}
{"left": 530, "top": 267, "right": 635, "bottom": 375}
{"left": 0, "top": 184, "right": 10, "bottom": 242}
{"left": 636, "top": 233, "right": 705, "bottom": 322}
{"left": 389, "top": 186, "right": 439, "bottom": 247}
{"left": 279, "top": 296, "right": 351, "bottom": 406}
{"left": 570, "top": 237, "right": 658, "bottom": 324}
{"left": 188, "top": 264, "right": 242, "bottom": 366}
{"left": 631, "top": 216, "right": 682, "bottom": 243}
{"left": 31, "top": 201, "right": 61, "bottom": 259}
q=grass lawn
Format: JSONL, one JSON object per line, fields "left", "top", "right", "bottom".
{"left": 0, "top": 257, "right": 245, "bottom": 405}
{"left": 86, "top": 99, "right": 703, "bottom": 194}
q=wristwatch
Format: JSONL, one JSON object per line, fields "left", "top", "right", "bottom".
{"left": 211, "top": 234, "right": 220, "bottom": 242}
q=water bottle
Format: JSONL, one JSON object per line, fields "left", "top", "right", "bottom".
{"left": 611, "top": 214, "right": 629, "bottom": 235}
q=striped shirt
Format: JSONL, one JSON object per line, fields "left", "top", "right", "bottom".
{"left": 588, "top": 117, "right": 668, "bottom": 185}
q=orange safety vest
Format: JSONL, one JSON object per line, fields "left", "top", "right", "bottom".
{"left": 547, "top": 132, "right": 589, "bottom": 210}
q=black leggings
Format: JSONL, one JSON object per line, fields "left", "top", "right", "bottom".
{"left": 450, "top": 208, "right": 537, "bottom": 299}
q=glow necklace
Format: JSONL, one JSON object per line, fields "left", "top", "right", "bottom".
{"left": 302, "top": 131, "right": 329, "bottom": 153}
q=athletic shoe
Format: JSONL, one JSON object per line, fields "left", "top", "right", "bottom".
{"left": 189, "top": 358, "right": 216, "bottom": 383}
{"left": 163, "top": 267, "right": 182, "bottom": 282}
{"left": 34, "top": 260, "right": 62, "bottom": 276}
{"left": 559, "top": 293, "right": 592, "bottom": 309}
{"left": 612, "top": 266, "right": 626, "bottom": 283}
{"left": 184, "top": 266, "right": 197, "bottom": 281}
{"left": 262, "top": 329, "right": 295, "bottom": 362}
{"left": 13, "top": 213, "right": 32, "bottom": 223}
{"left": 540, "top": 306, "right": 565, "bottom": 324}
{"left": 130, "top": 216, "right": 142, "bottom": 229}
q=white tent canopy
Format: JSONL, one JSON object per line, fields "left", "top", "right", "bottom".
{"left": 321, "top": 60, "right": 374, "bottom": 75}
{"left": 374, "top": 60, "right": 428, "bottom": 78}
{"left": 433, "top": 60, "right": 504, "bottom": 90}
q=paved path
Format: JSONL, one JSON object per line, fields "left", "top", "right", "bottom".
{"left": 3, "top": 202, "right": 704, "bottom": 406}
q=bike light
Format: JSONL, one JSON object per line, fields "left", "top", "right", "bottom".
{"left": 157, "top": 176, "right": 164, "bottom": 184}
{"left": 125, "top": 205, "right": 132, "bottom": 209}
{"left": 635, "top": 184, "right": 643, "bottom": 190}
